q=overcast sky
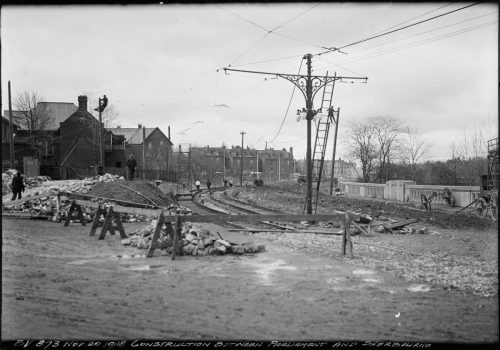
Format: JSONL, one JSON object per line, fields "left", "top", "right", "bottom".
{"left": 1, "top": 2, "right": 498, "bottom": 161}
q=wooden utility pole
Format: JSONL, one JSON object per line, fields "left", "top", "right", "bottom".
{"left": 98, "top": 101, "right": 103, "bottom": 167}
{"left": 142, "top": 125, "right": 146, "bottom": 180}
{"left": 305, "top": 53, "right": 313, "bottom": 214}
{"left": 240, "top": 131, "right": 245, "bottom": 186}
{"left": 8, "top": 81, "right": 15, "bottom": 169}
{"left": 329, "top": 108, "right": 340, "bottom": 194}
{"left": 224, "top": 58, "right": 367, "bottom": 214}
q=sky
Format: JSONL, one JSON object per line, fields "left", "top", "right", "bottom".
{"left": 1, "top": 2, "right": 498, "bottom": 162}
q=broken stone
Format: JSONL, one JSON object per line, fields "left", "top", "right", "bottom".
{"left": 216, "top": 239, "right": 232, "bottom": 248}
{"left": 121, "top": 238, "right": 131, "bottom": 245}
{"left": 215, "top": 245, "right": 226, "bottom": 254}
{"left": 232, "top": 245, "right": 245, "bottom": 254}
{"left": 185, "top": 233, "right": 197, "bottom": 242}
{"left": 375, "top": 225, "right": 386, "bottom": 233}
{"left": 350, "top": 226, "right": 361, "bottom": 235}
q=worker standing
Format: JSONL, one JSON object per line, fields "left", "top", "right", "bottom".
{"left": 195, "top": 180, "right": 201, "bottom": 192}
{"left": 10, "top": 171, "right": 25, "bottom": 201}
{"left": 229, "top": 179, "right": 233, "bottom": 187}
{"left": 223, "top": 179, "right": 228, "bottom": 187}
{"left": 125, "top": 154, "right": 137, "bottom": 181}
{"left": 206, "top": 180, "right": 211, "bottom": 190}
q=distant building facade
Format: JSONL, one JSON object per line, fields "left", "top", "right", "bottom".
{"left": 190, "top": 145, "right": 295, "bottom": 184}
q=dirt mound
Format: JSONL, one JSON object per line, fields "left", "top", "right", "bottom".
{"left": 88, "top": 181, "right": 175, "bottom": 207}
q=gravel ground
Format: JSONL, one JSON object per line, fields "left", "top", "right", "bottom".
{"left": 227, "top": 182, "right": 498, "bottom": 298}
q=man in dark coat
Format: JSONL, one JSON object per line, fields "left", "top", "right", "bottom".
{"left": 125, "top": 154, "right": 137, "bottom": 181}
{"left": 11, "top": 171, "right": 25, "bottom": 200}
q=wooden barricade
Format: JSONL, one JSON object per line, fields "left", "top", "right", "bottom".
{"left": 98, "top": 206, "right": 127, "bottom": 240}
{"left": 145, "top": 212, "right": 354, "bottom": 259}
{"left": 64, "top": 199, "right": 86, "bottom": 226}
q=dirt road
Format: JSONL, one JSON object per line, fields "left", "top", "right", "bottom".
{"left": 1, "top": 217, "right": 498, "bottom": 342}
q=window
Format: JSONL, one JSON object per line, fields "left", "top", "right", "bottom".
{"left": 116, "top": 161, "right": 122, "bottom": 168}
{"left": 160, "top": 140, "right": 164, "bottom": 145}
{"left": 148, "top": 142, "right": 152, "bottom": 149}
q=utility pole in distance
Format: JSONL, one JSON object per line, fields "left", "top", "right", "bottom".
{"left": 224, "top": 57, "right": 367, "bottom": 213}
{"left": 240, "top": 131, "right": 246, "bottom": 186}
{"left": 8, "top": 81, "right": 15, "bottom": 169}
{"left": 142, "top": 125, "right": 146, "bottom": 180}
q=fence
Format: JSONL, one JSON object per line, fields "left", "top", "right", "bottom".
{"left": 339, "top": 180, "right": 480, "bottom": 207}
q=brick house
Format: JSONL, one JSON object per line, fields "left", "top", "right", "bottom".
{"left": 107, "top": 125, "right": 173, "bottom": 179}
{"left": 59, "top": 96, "right": 111, "bottom": 179}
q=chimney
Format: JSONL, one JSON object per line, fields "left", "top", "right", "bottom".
{"left": 78, "top": 95, "right": 88, "bottom": 111}
{"left": 138, "top": 124, "right": 142, "bottom": 129}
{"left": 117, "top": 125, "right": 121, "bottom": 128}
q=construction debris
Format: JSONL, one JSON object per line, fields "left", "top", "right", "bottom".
{"left": 2, "top": 169, "right": 51, "bottom": 195}
{"left": 127, "top": 222, "right": 265, "bottom": 256}
{"left": 383, "top": 218, "right": 418, "bottom": 230}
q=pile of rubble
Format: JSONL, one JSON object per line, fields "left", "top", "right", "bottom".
{"left": 2, "top": 169, "right": 52, "bottom": 195}
{"left": 89, "top": 180, "right": 174, "bottom": 206}
{"left": 123, "top": 222, "right": 265, "bottom": 256}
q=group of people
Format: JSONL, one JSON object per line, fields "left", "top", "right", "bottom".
{"left": 195, "top": 178, "right": 233, "bottom": 191}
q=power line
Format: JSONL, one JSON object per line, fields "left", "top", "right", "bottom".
{"left": 345, "top": 10, "right": 498, "bottom": 56}
{"left": 316, "top": 2, "right": 481, "bottom": 56}
{"left": 229, "top": 54, "right": 304, "bottom": 69}
{"left": 337, "top": 19, "right": 497, "bottom": 65}
{"left": 369, "top": 2, "right": 459, "bottom": 36}
{"left": 316, "top": 56, "right": 366, "bottom": 77}
{"left": 269, "top": 58, "right": 304, "bottom": 143}
{"left": 218, "top": 3, "right": 324, "bottom": 66}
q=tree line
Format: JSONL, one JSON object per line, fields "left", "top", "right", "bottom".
{"left": 343, "top": 116, "right": 493, "bottom": 186}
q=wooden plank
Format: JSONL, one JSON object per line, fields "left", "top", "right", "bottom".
{"left": 176, "top": 213, "right": 347, "bottom": 224}
{"left": 227, "top": 229, "right": 344, "bottom": 235}
{"left": 59, "top": 191, "right": 158, "bottom": 208}
{"left": 383, "top": 218, "right": 417, "bottom": 230}
{"left": 2, "top": 212, "right": 51, "bottom": 220}
{"left": 73, "top": 199, "right": 160, "bottom": 217}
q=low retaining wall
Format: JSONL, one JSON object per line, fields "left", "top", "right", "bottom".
{"left": 339, "top": 180, "right": 479, "bottom": 207}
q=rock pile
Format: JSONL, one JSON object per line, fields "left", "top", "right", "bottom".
{"left": 124, "top": 222, "right": 265, "bottom": 256}
{"left": 2, "top": 169, "right": 52, "bottom": 195}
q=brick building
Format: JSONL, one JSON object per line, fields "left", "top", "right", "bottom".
{"left": 190, "top": 145, "right": 295, "bottom": 185}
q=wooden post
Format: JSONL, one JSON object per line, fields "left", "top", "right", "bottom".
{"left": 64, "top": 200, "right": 85, "bottom": 226}
{"left": 55, "top": 193, "right": 61, "bottom": 221}
{"left": 344, "top": 214, "right": 354, "bottom": 258}
{"left": 173, "top": 215, "right": 184, "bottom": 260}
{"left": 90, "top": 204, "right": 107, "bottom": 236}
{"left": 147, "top": 210, "right": 165, "bottom": 258}
{"left": 98, "top": 206, "right": 127, "bottom": 240}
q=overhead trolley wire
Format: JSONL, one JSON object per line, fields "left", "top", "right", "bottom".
{"left": 316, "top": 2, "right": 481, "bottom": 57}
{"left": 369, "top": 2, "right": 459, "bottom": 36}
{"left": 344, "top": 10, "right": 498, "bottom": 56}
{"left": 337, "top": 19, "right": 497, "bottom": 65}
{"left": 217, "top": 3, "right": 324, "bottom": 66}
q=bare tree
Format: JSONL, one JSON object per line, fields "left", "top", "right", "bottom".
{"left": 345, "top": 119, "right": 379, "bottom": 182}
{"left": 371, "top": 116, "right": 402, "bottom": 182}
{"left": 400, "top": 126, "right": 432, "bottom": 181}
{"left": 13, "top": 91, "right": 52, "bottom": 132}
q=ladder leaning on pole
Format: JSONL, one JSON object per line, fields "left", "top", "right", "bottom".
{"left": 303, "top": 72, "right": 338, "bottom": 214}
